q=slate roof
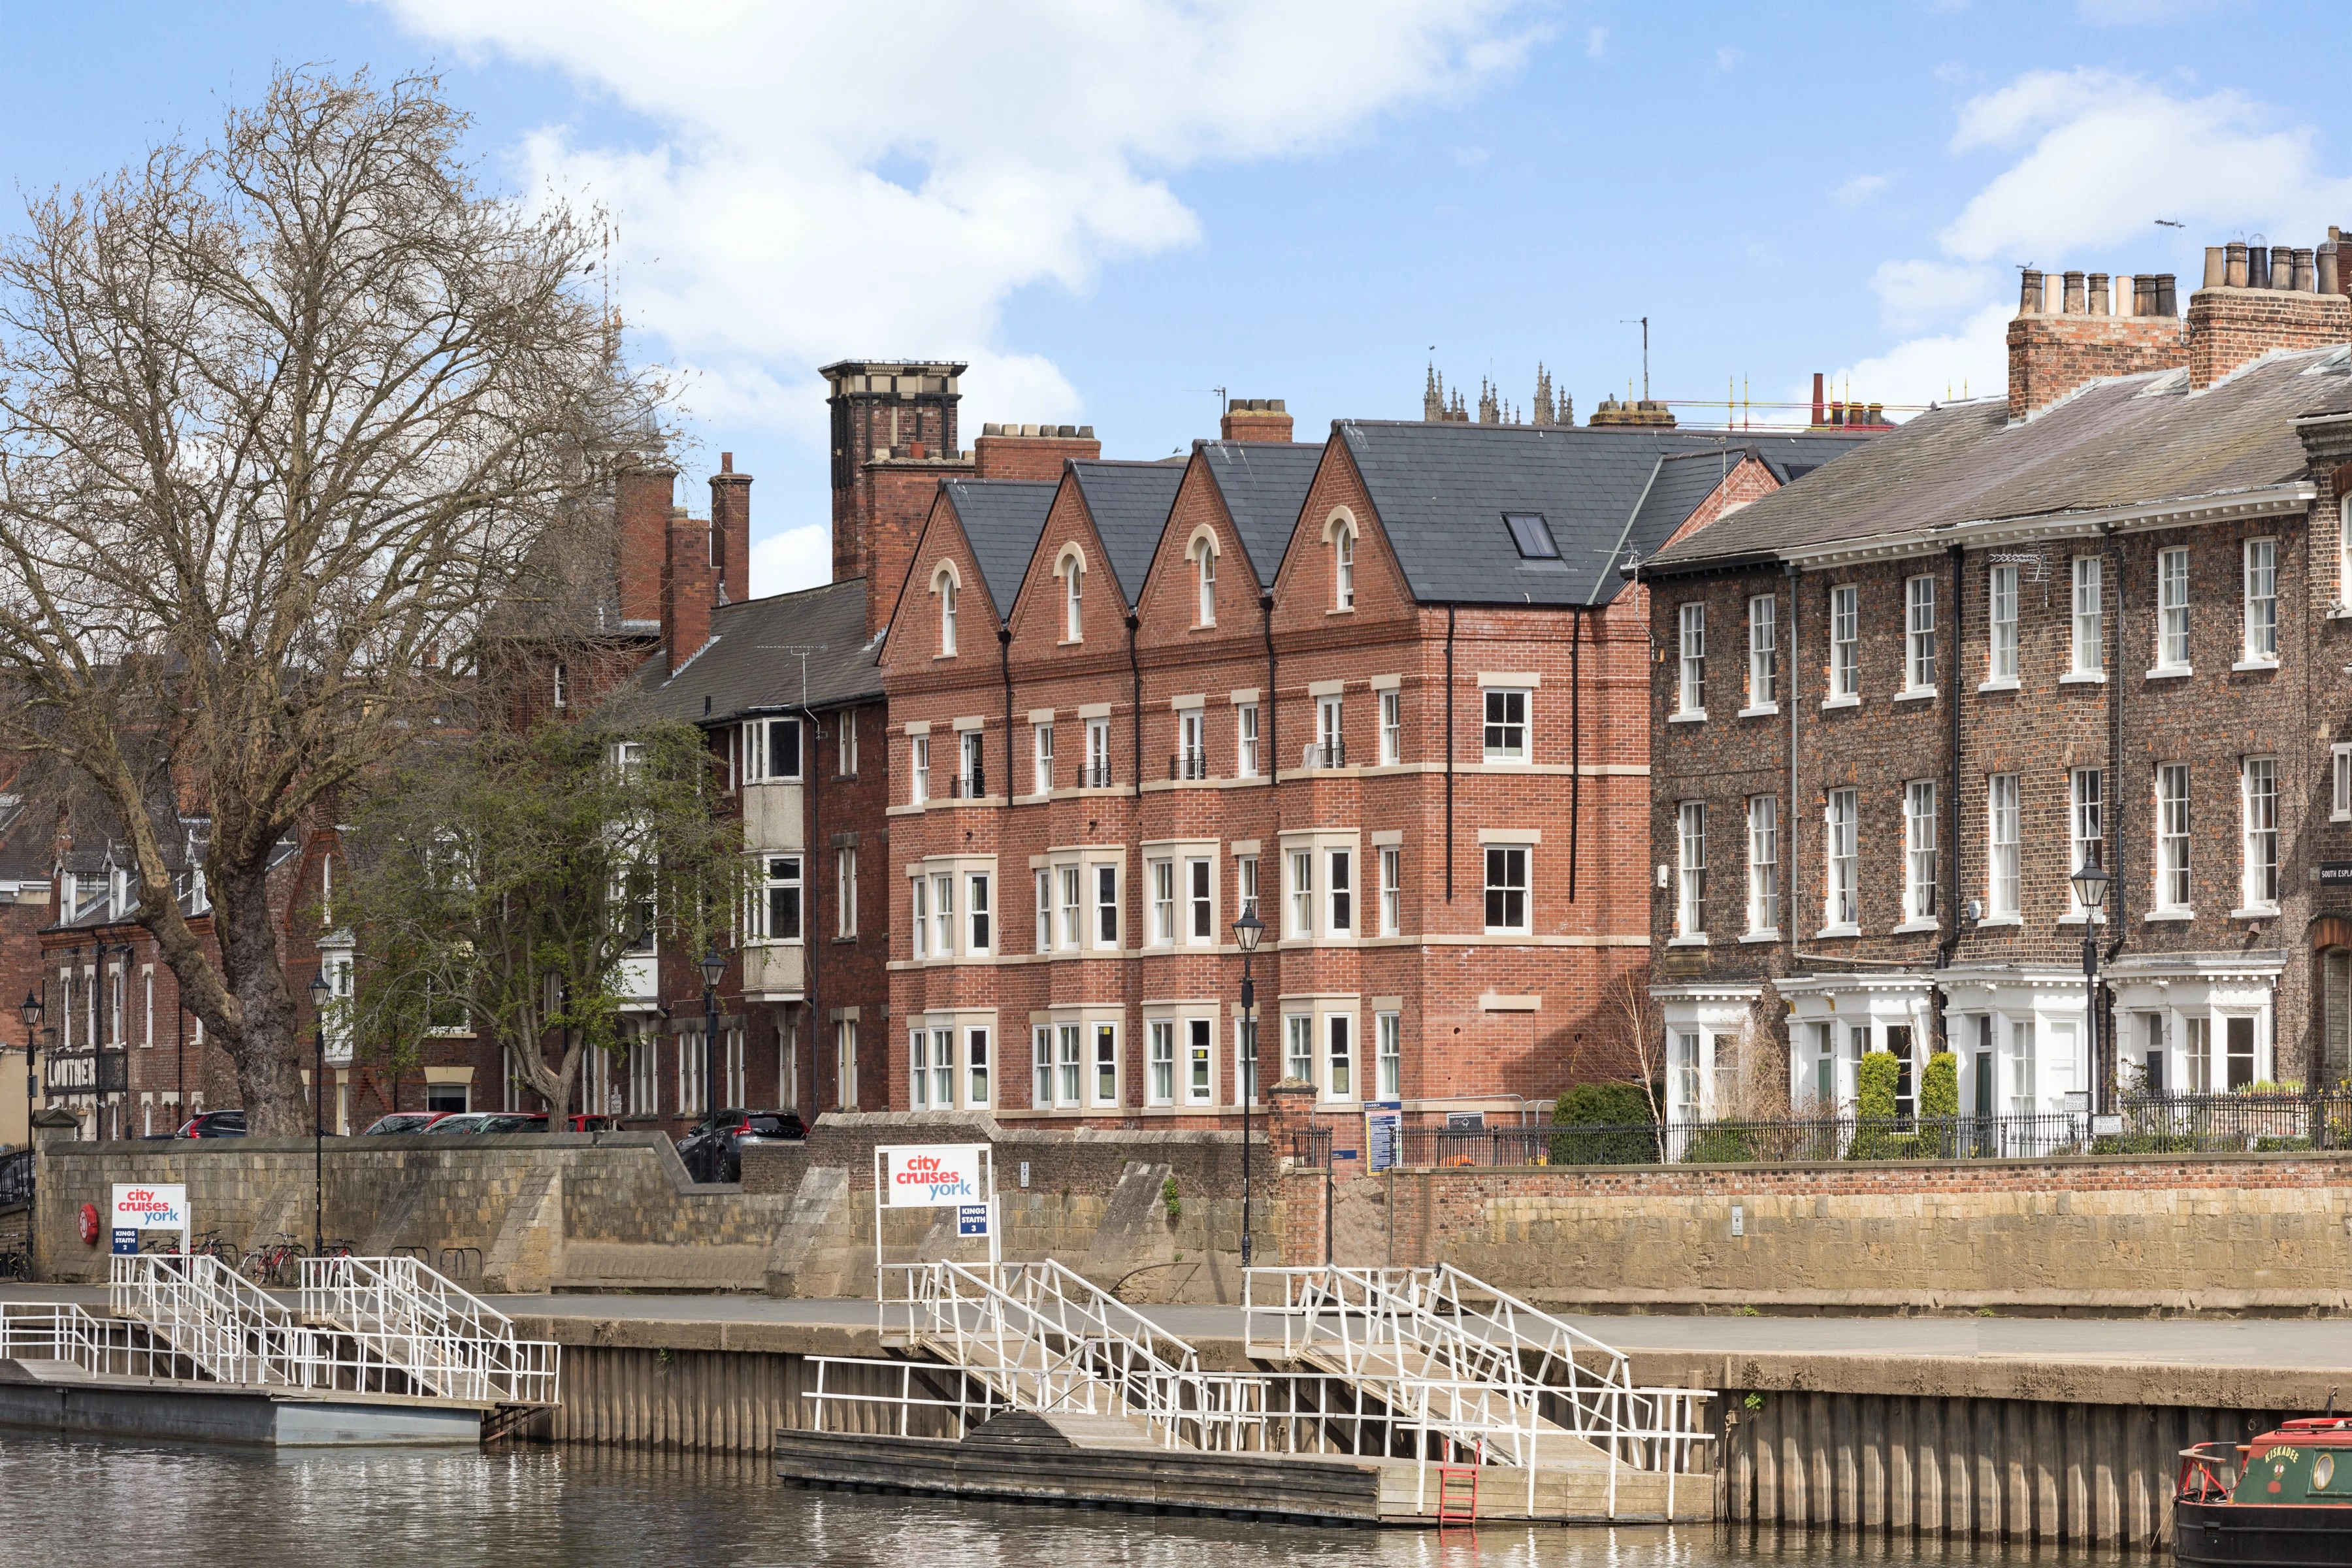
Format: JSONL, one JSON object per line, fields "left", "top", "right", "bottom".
{"left": 1195, "top": 440, "right": 1326, "bottom": 589}
{"left": 1068, "top": 459, "right": 1188, "bottom": 605}
{"left": 1336, "top": 421, "right": 1871, "bottom": 608}
{"left": 1648, "top": 348, "right": 2352, "bottom": 573}
{"left": 627, "top": 577, "right": 882, "bottom": 727}
{"left": 939, "top": 478, "right": 1058, "bottom": 620}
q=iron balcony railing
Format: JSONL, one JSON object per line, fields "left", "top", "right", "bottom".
{"left": 1169, "top": 750, "right": 1209, "bottom": 781}
{"left": 949, "top": 764, "right": 985, "bottom": 799}
{"left": 1081, "top": 761, "right": 1113, "bottom": 789}
{"left": 1285, "top": 1092, "right": 2352, "bottom": 1170}
{"left": 1300, "top": 740, "right": 1347, "bottom": 770}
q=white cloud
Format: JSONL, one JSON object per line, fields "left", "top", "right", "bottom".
{"left": 1586, "top": 24, "right": 1607, "bottom": 58}
{"left": 1714, "top": 46, "right": 1743, "bottom": 72}
{"left": 748, "top": 525, "right": 833, "bottom": 602}
{"left": 1839, "top": 69, "right": 2352, "bottom": 415}
{"left": 382, "top": 0, "right": 1540, "bottom": 592}
{"left": 1831, "top": 173, "right": 1890, "bottom": 208}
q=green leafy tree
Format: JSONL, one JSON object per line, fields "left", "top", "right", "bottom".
{"left": 338, "top": 713, "right": 745, "bottom": 1124}
{"left": 1919, "top": 1051, "right": 1959, "bottom": 1117}
{"left": 1856, "top": 1051, "right": 1899, "bottom": 1120}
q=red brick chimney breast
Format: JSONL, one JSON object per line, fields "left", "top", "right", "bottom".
{"left": 1220, "top": 398, "right": 1294, "bottom": 443}
{"left": 971, "top": 423, "right": 1103, "bottom": 481}
{"left": 2006, "top": 266, "right": 2184, "bottom": 420}
{"left": 709, "top": 452, "right": 751, "bottom": 606}
{"left": 660, "top": 507, "right": 715, "bottom": 677}
{"left": 615, "top": 463, "right": 678, "bottom": 625}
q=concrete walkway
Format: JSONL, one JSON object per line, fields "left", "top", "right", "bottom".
{"left": 10, "top": 1281, "right": 2347, "bottom": 1368}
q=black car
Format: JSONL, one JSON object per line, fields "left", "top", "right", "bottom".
{"left": 676, "top": 1109, "right": 804, "bottom": 1182}
{"left": 174, "top": 1109, "right": 246, "bottom": 1138}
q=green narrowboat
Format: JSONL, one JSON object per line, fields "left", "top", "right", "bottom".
{"left": 2178, "top": 1418, "right": 2352, "bottom": 1566}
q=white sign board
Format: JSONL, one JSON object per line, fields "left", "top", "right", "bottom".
{"left": 112, "top": 1183, "right": 190, "bottom": 1232}
{"left": 875, "top": 1144, "right": 987, "bottom": 1209}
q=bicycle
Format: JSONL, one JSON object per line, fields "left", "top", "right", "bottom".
{"left": 244, "top": 1233, "right": 306, "bottom": 1288}
{"left": 0, "top": 1247, "right": 27, "bottom": 1282}
{"left": 188, "top": 1229, "right": 240, "bottom": 1271}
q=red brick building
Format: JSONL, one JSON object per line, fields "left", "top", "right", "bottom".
{"left": 1642, "top": 240, "right": 2352, "bottom": 1128}
{"left": 880, "top": 394, "right": 1865, "bottom": 1156}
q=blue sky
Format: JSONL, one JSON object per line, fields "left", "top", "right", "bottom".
{"left": 5, "top": 2, "right": 2349, "bottom": 594}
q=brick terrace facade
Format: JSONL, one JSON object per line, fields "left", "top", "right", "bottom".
{"left": 1646, "top": 240, "right": 2352, "bottom": 1122}
{"left": 881, "top": 400, "right": 1863, "bottom": 1156}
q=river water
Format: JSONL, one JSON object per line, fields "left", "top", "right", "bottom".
{"left": 0, "top": 1434, "right": 2131, "bottom": 1568}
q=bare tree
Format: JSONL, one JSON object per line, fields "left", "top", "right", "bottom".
{"left": 1605, "top": 970, "right": 1665, "bottom": 1126}
{"left": 0, "top": 70, "right": 658, "bottom": 1133}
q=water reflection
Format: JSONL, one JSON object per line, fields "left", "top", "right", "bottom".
{"left": 0, "top": 1435, "right": 2140, "bottom": 1568}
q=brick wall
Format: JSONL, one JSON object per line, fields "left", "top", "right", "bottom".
{"left": 2008, "top": 313, "right": 2184, "bottom": 419}
{"left": 2187, "top": 287, "right": 2352, "bottom": 390}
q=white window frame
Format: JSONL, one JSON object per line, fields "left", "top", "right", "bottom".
{"left": 2242, "top": 756, "right": 2279, "bottom": 911}
{"left": 1904, "top": 574, "right": 1936, "bottom": 693}
{"left": 1035, "top": 868, "right": 1052, "bottom": 953}
{"left": 1149, "top": 858, "right": 1175, "bottom": 946}
{"left": 2069, "top": 769, "right": 2103, "bottom": 909}
{"left": 1085, "top": 718, "right": 1111, "bottom": 789}
{"left": 551, "top": 661, "right": 568, "bottom": 710}
{"left": 1675, "top": 802, "right": 1706, "bottom": 939}
{"left": 910, "top": 876, "right": 928, "bottom": 960}
{"left": 756, "top": 854, "right": 803, "bottom": 945}
{"left": 910, "top": 735, "right": 929, "bottom": 804}
{"left": 931, "top": 1026, "right": 955, "bottom": 1110}
{"left": 1326, "top": 848, "right": 1354, "bottom": 936}
{"left": 1904, "top": 781, "right": 1936, "bottom": 924}
{"left": 1746, "top": 796, "right": 1778, "bottom": 937}
{"left": 1380, "top": 690, "right": 1403, "bottom": 764}
{"left": 1825, "top": 787, "right": 1858, "bottom": 932}
{"left": 1316, "top": 696, "right": 1343, "bottom": 766}
{"left": 2244, "top": 538, "right": 2278, "bottom": 664}
{"left": 958, "top": 730, "right": 984, "bottom": 798}
{"left": 1147, "top": 1021, "right": 1176, "bottom": 1106}
{"left": 1285, "top": 1013, "right": 1314, "bottom": 1089}
{"left": 1335, "top": 524, "right": 1356, "bottom": 609}
{"left": 1186, "top": 857, "right": 1213, "bottom": 943}
{"left": 1481, "top": 687, "right": 1527, "bottom": 762}
{"left": 2072, "top": 557, "right": 2103, "bottom": 675}
{"left": 1237, "top": 1017, "right": 1260, "bottom": 1106}
{"left": 837, "top": 846, "right": 858, "bottom": 938}
{"left": 1289, "top": 849, "right": 1314, "bottom": 938}
{"left": 2156, "top": 763, "right": 2193, "bottom": 913}
{"left": 1237, "top": 855, "right": 1260, "bottom": 922}
{"left": 1830, "top": 584, "right": 1859, "bottom": 698}
{"left": 966, "top": 872, "right": 992, "bottom": 955}
{"left": 1676, "top": 602, "right": 1706, "bottom": 716}
{"left": 965, "top": 1026, "right": 991, "bottom": 1109}
{"left": 744, "top": 717, "right": 803, "bottom": 783}
{"left": 1379, "top": 845, "right": 1401, "bottom": 937}
{"left": 1237, "top": 704, "right": 1260, "bottom": 779}
{"left": 1986, "top": 774, "right": 2020, "bottom": 918}
{"left": 1194, "top": 536, "right": 1217, "bottom": 625}
{"left": 2334, "top": 743, "right": 2352, "bottom": 823}
{"left": 1376, "top": 1011, "right": 1401, "bottom": 1100}
{"left": 932, "top": 872, "right": 954, "bottom": 959}
{"left": 1178, "top": 710, "right": 1205, "bottom": 778}
{"left": 1091, "top": 1022, "right": 1120, "bottom": 1107}
{"left": 2157, "top": 547, "right": 2191, "bottom": 671}
{"left": 1034, "top": 723, "right": 1054, "bottom": 796}
{"left": 1987, "top": 563, "right": 2018, "bottom": 683}
{"left": 938, "top": 572, "right": 958, "bottom": 656}
{"left": 1748, "top": 595, "right": 1777, "bottom": 709}
{"left": 1325, "top": 1012, "right": 1356, "bottom": 1103}
{"left": 841, "top": 708, "right": 858, "bottom": 776}
{"left": 1484, "top": 843, "right": 1530, "bottom": 936}
{"left": 1184, "top": 1017, "right": 1215, "bottom": 1107}
{"left": 1064, "top": 555, "right": 1085, "bottom": 641}
{"left": 1093, "top": 863, "right": 1120, "bottom": 950}
{"left": 1058, "top": 865, "right": 1081, "bottom": 951}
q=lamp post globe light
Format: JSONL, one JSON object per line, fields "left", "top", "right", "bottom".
{"left": 1232, "top": 909, "right": 1264, "bottom": 1270}
{"left": 309, "top": 968, "right": 331, "bottom": 1258}
{"left": 698, "top": 949, "right": 728, "bottom": 1144}
{"left": 19, "top": 991, "right": 41, "bottom": 1277}
{"left": 2069, "top": 863, "right": 2112, "bottom": 1117}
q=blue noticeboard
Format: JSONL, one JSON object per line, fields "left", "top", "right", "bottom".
{"left": 110, "top": 1228, "right": 139, "bottom": 1255}
{"left": 957, "top": 1204, "right": 990, "bottom": 1237}
{"left": 1367, "top": 1105, "right": 1402, "bottom": 1171}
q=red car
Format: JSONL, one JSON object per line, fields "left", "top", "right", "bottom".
{"left": 359, "top": 1111, "right": 451, "bottom": 1135}
{"left": 568, "top": 1113, "right": 623, "bottom": 1132}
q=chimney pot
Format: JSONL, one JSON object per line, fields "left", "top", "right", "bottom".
{"left": 2087, "top": 272, "right": 2110, "bottom": 316}
{"left": 1079, "top": 425, "right": 1095, "bottom": 438}
{"left": 720, "top": 451, "right": 732, "bottom": 473}
{"left": 2156, "top": 276, "right": 2177, "bottom": 316}
{"left": 2225, "top": 242, "right": 2248, "bottom": 289}
{"left": 2295, "top": 248, "right": 2317, "bottom": 293}
{"left": 2321, "top": 246, "right": 2342, "bottom": 298}
{"left": 2248, "top": 245, "right": 2271, "bottom": 289}
{"left": 2063, "top": 270, "right": 2085, "bottom": 314}
{"left": 2272, "top": 246, "right": 2295, "bottom": 290}
{"left": 2018, "top": 269, "right": 2045, "bottom": 317}
{"left": 2202, "top": 248, "right": 2225, "bottom": 290}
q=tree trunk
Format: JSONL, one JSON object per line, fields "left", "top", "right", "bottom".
{"left": 215, "top": 860, "right": 306, "bottom": 1135}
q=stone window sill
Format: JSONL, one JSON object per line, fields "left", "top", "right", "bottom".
{"left": 1894, "top": 687, "right": 1936, "bottom": 704}
{"left": 2231, "top": 659, "right": 2279, "bottom": 674}
{"left": 2144, "top": 909, "right": 2194, "bottom": 923}
{"left": 2055, "top": 912, "right": 2110, "bottom": 926}
{"left": 1974, "top": 914, "right": 2023, "bottom": 928}
{"left": 2059, "top": 671, "right": 2106, "bottom": 685}
{"left": 1820, "top": 694, "right": 1861, "bottom": 711}
{"left": 1976, "top": 678, "right": 2019, "bottom": 694}
{"left": 2230, "top": 906, "right": 2280, "bottom": 921}
{"left": 1669, "top": 710, "right": 1708, "bottom": 724}
{"left": 1815, "top": 924, "right": 1861, "bottom": 939}
{"left": 1740, "top": 929, "right": 1782, "bottom": 944}
{"left": 1737, "top": 702, "right": 1780, "bottom": 719}
{"left": 2145, "top": 666, "right": 2191, "bottom": 681}
{"left": 1667, "top": 934, "right": 1710, "bottom": 947}
{"left": 1891, "top": 917, "right": 1940, "bottom": 934}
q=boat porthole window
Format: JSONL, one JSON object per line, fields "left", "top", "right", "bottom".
{"left": 2316, "top": 1453, "right": 2336, "bottom": 1490}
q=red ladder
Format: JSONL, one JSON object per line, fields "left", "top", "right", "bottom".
{"left": 1437, "top": 1463, "right": 1479, "bottom": 1524}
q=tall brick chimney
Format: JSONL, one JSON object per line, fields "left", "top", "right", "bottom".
{"left": 1220, "top": 397, "right": 1293, "bottom": 442}
{"left": 971, "top": 422, "right": 1103, "bottom": 480}
{"left": 821, "top": 359, "right": 977, "bottom": 637}
{"left": 2184, "top": 240, "right": 2352, "bottom": 390}
{"left": 2006, "top": 267, "right": 2184, "bottom": 419}
{"left": 615, "top": 462, "right": 678, "bottom": 625}
{"left": 660, "top": 507, "right": 715, "bottom": 676}
{"left": 709, "top": 453, "right": 751, "bottom": 605}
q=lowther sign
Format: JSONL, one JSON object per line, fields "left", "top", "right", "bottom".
{"left": 876, "top": 1145, "right": 985, "bottom": 1207}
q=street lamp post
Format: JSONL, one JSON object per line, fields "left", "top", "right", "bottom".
{"left": 309, "top": 969, "right": 331, "bottom": 1258}
{"left": 698, "top": 950, "right": 728, "bottom": 1175}
{"left": 18, "top": 992, "right": 41, "bottom": 1274}
{"left": 1232, "top": 910, "right": 1264, "bottom": 1271}
{"left": 2070, "top": 863, "right": 2112, "bottom": 1117}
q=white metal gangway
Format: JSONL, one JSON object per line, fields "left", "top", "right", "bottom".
{"left": 298, "top": 1256, "right": 558, "bottom": 1405}
{"left": 1245, "top": 1265, "right": 1712, "bottom": 1511}
{"left": 101, "top": 1254, "right": 558, "bottom": 1409}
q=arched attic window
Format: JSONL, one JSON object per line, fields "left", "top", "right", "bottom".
{"left": 934, "top": 563, "right": 960, "bottom": 656}
{"left": 1326, "top": 511, "right": 1358, "bottom": 610}
{"left": 1058, "top": 546, "right": 1086, "bottom": 642}
{"left": 1190, "top": 530, "right": 1218, "bottom": 626}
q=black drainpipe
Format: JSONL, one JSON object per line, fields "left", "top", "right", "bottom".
{"left": 1127, "top": 612, "right": 1143, "bottom": 798}
{"left": 1786, "top": 561, "right": 1801, "bottom": 962}
{"left": 1935, "top": 543, "right": 1965, "bottom": 1054}
{"left": 1445, "top": 605, "right": 1456, "bottom": 903}
{"left": 1569, "top": 610, "right": 1581, "bottom": 902}
{"left": 1260, "top": 591, "right": 1277, "bottom": 780}
{"left": 2102, "top": 523, "right": 2129, "bottom": 1105}
{"left": 998, "top": 627, "right": 1015, "bottom": 794}
{"left": 802, "top": 702, "right": 824, "bottom": 1113}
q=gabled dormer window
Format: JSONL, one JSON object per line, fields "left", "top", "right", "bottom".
{"left": 1335, "top": 524, "right": 1356, "bottom": 610}
{"left": 1060, "top": 549, "right": 1085, "bottom": 641}
{"left": 1193, "top": 535, "right": 1217, "bottom": 625}
{"left": 934, "top": 566, "right": 958, "bottom": 656}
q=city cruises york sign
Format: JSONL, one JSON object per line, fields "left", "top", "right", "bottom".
{"left": 876, "top": 1145, "right": 985, "bottom": 1207}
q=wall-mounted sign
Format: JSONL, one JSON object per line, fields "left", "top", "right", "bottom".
{"left": 45, "top": 1051, "right": 127, "bottom": 1096}
{"left": 875, "top": 1145, "right": 986, "bottom": 1209}
{"left": 2322, "top": 862, "right": 2352, "bottom": 887}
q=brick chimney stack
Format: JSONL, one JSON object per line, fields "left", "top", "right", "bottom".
{"left": 1220, "top": 397, "right": 1294, "bottom": 442}
{"left": 709, "top": 452, "right": 752, "bottom": 606}
{"left": 615, "top": 462, "right": 678, "bottom": 625}
{"left": 2006, "top": 266, "right": 2185, "bottom": 419}
{"left": 821, "top": 359, "right": 977, "bottom": 638}
{"left": 971, "top": 421, "right": 1103, "bottom": 480}
{"left": 660, "top": 506, "right": 716, "bottom": 676}
{"left": 2184, "top": 239, "right": 2352, "bottom": 390}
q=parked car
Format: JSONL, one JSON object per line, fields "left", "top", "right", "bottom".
{"left": 568, "top": 1113, "right": 623, "bottom": 1133}
{"left": 423, "top": 1111, "right": 549, "bottom": 1135}
{"left": 174, "top": 1110, "right": 246, "bottom": 1138}
{"left": 676, "top": 1109, "right": 804, "bottom": 1183}
{"left": 359, "top": 1111, "right": 451, "bottom": 1135}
